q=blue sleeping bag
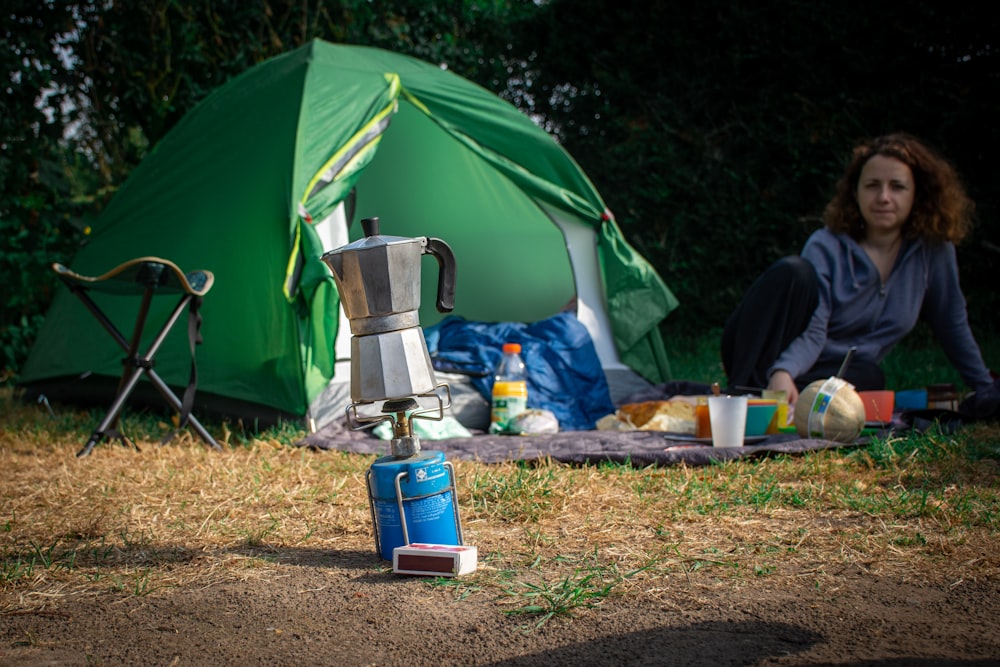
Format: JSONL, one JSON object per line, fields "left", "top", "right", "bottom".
{"left": 423, "top": 312, "right": 616, "bottom": 431}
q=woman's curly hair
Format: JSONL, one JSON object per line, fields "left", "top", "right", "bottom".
{"left": 822, "top": 133, "right": 975, "bottom": 244}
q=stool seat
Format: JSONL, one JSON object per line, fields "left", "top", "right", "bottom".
{"left": 54, "top": 257, "right": 222, "bottom": 457}
{"left": 53, "top": 256, "right": 214, "bottom": 297}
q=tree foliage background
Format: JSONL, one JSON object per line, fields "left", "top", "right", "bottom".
{"left": 4, "top": 0, "right": 998, "bottom": 381}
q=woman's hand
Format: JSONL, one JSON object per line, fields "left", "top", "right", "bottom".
{"left": 768, "top": 370, "right": 799, "bottom": 421}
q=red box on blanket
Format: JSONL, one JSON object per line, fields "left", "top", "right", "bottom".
{"left": 392, "top": 543, "right": 478, "bottom": 577}
{"left": 858, "top": 390, "right": 895, "bottom": 424}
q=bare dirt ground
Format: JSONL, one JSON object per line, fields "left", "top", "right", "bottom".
{"left": 3, "top": 392, "right": 1000, "bottom": 667}
{"left": 3, "top": 542, "right": 1000, "bottom": 666}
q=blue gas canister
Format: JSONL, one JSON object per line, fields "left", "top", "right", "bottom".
{"left": 366, "top": 450, "right": 462, "bottom": 561}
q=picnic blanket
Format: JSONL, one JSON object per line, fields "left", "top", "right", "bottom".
{"left": 295, "top": 407, "right": 988, "bottom": 465}
{"left": 294, "top": 415, "right": 883, "bottom": 466}
{"left": 294, "top": 394, "right": 982, "bottom": 467}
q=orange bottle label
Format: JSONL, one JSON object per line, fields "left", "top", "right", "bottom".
{"left": 492, "top": 381, "right": 527, "bottom": 398}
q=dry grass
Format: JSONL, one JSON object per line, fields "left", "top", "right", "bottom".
{"left": 2, "top": 386, "right": 999, "bottom": 624}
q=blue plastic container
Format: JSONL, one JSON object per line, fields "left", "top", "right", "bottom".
{"left": 895, "top": 389, "right": 928, "bottom": 411}
{"left": 366, "top": 450, "right": 461, "bottom": 560}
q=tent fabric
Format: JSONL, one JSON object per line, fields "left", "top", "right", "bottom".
{"left": 20, "top": 40, "right": 678, "bottom": 422}
{"left": 598, "top": 218, "right": 679, "bottom": 378}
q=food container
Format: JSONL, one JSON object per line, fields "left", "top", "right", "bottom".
{"left": 858, "top": 390, "right": 894, "bottom": 424}
{"left": 761, "top": 389, "right": 788, "bottom": 433}
{"left": 745, "top": 399, "right": 778, "bottom": 436}
{"left": 926, "top": 383, "right": 959, "bottom": 411}
{"left": 895, "top": 389, "right": 928, "bottom": 410}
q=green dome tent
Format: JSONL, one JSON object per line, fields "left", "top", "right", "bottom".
{"left": 20, "top": 40, "right": 678, "bottom": 426}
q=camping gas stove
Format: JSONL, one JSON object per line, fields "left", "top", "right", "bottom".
{"left": 320, "top": 217, "right": 466, "bottom": 563}
{"left": 348, "top": 391, "right": 465, "bottom": 561}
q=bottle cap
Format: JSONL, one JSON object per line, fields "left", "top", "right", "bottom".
{"left": 502, "top": 343, "right": 521, "bottom": 354}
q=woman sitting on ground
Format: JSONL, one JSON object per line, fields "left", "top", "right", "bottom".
{"left": 721, "top": 132, "right": 996, "bottom": 414}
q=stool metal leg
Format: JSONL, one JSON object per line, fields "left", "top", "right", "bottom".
{"left": 77, "top": 364, "right": 146, "bottom": 457}
{"left": 143, "top": 370, "right": 222, "bottom": 450}
{"left": 65, "top": 280, "right": 221, "bottom": 457}
{"left": 70, "top": 284, "right": 156, "bottom": 457}
{"left": 124, "top": 292, "right": 222, "bottom": 451}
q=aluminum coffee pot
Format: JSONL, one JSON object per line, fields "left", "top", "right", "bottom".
{"left": 320, "top": 217, "right": 456, "bottom": 404}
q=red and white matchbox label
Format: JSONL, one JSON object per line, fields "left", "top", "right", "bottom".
{"left": 392, "top": 543, "right": 478, "bottom": 577}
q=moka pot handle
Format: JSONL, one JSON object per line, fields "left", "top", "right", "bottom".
{"left": 423, "top": 237, "right": 456, "bottom": 313}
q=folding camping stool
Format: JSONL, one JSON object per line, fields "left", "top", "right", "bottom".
{"left": 53, "top": 257, "right": 223, "bottom": 458}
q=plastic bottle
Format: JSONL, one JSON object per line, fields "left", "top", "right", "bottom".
{"left": 489, "top": 343, "right": 528, "bottom": 434}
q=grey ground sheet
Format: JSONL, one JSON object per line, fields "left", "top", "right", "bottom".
{"left": 295, "top": 419, "right": 870, "bottom": 467}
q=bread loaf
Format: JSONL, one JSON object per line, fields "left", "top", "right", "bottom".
{"left": 616, "top": 400, "right": 696, "bottom": 434}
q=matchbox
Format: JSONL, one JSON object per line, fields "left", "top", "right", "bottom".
{"left": 392, "top": 543, "right": 478, "bottom": 577}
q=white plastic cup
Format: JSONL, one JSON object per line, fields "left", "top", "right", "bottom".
{"left": 708, "top": 395, "right": 748, "bottom": 448}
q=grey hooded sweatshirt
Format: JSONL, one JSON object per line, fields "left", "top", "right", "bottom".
{"left": 771, "top": 227, "right": 992, "bottom": 390}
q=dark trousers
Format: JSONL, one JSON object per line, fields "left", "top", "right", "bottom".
{"left": 721, "top": 256, "right": 885, "bottom": 392}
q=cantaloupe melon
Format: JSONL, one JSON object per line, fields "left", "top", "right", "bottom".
{"left": 794, "top": 377, "right": 865, "bottom": 442}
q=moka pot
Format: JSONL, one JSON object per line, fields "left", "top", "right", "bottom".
{"left": 320, "top": 217, "right": 456, "bottom": 404}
